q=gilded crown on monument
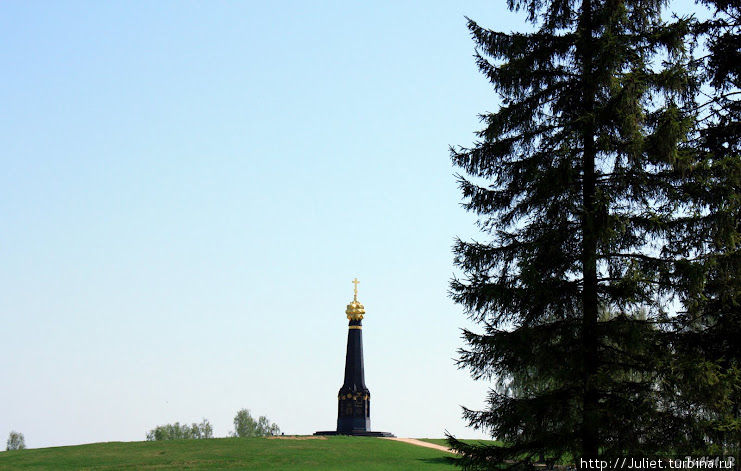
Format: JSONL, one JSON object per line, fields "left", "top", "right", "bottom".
{"left": 345, "top": 278, "right": 365, "bottom": 321}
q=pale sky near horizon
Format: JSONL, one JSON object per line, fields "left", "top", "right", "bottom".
{"left": 1, "top": 0, "right": 705, "bottom": 449}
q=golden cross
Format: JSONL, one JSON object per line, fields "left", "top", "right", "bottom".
{"left": 352, "top": 278, "right": 360, "bottom": 300}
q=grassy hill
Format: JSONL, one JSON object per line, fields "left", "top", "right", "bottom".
{"left": 0, "top": 436, "right": 456, "bottom": 470}
{"left": 418, "top": 438, "right": 501, "bottom": 447}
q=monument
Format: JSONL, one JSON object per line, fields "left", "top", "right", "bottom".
{"left": 315, "top": 279, "right": 394, "bottom": 437}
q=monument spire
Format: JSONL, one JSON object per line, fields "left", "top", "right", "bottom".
{"left": 314, "top": 278, "right": 394, "bottom": 437}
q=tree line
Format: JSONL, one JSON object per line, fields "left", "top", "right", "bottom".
{"left": 451, "top": 0, "right": 738, "bottom": 468}
{"left": 146, "top": 409, "right": 280, "bottom": 441}
{"left": 5, "top": 408, "right": 280, "bottom": 450}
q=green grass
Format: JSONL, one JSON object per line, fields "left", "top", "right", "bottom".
{"left": 418, "top": 438, "right": 502, "bottom": 448}
{"left": 0, "top": 436, "right": 457, "bottom": 470}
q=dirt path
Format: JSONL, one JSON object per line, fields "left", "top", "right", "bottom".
{"left": 384, "top": 438, "right": 456, "bottom": 454}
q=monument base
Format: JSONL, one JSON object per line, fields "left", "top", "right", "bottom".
{"left": 314, "top": 430, "right": 396, "bottom": 437}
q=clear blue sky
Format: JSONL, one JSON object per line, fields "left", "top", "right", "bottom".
{"left": 0, "top": 0, "right": 704, "bottom": 449}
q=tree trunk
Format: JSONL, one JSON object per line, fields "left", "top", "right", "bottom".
{"left": 579, "top": 0, "right": 600, "bottom": 461}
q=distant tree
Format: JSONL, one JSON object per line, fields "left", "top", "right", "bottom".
{"left": 146, "top": 419, "right": 213, "bottom": 441}
{"left": 256, "top": 415, "right": 280, "bottom": 436}
{"left": 232, "top": 409, "right": 280, "bottom": 437}
{"left": 191, "top": 419, "right": 214, "bottom": 440}
{"left": 6, "top": 431, "right": 25, "bottom": 451}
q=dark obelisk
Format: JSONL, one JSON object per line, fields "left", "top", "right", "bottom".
{"left": 338, "top": 277, "right": 371, "bottom": 433}
{"left": 315, "top": 279, "right": 394, "bottom": 437}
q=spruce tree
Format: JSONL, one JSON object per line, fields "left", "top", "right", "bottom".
{"left": 666, "top": 0, "right": 740, "bottom": 457}
{"left": 450, "top": 0, "right": 693, "bottom": 466}
{"left": 696, "top": 1, "right": 740, "bottom": 456}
